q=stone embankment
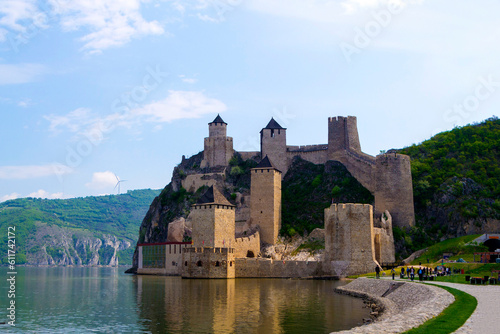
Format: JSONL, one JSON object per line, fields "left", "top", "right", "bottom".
{"left": 334, "top": 278, "right": 454, "bottom": 334}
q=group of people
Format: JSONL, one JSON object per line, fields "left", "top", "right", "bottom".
{"left": 375, "top": 264, "right": 453, "bottom": 281}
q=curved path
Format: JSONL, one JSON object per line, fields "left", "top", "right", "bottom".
{"left": 424, "top": 280, "right": 500, "bottom": 334}
{"left": 381, "top": 276, "right": 500, "bottom": 333}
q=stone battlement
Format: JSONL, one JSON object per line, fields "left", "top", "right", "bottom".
{"left": 183, "top": 247, "right": 235, "bottom": 254}
{"left": 286, "top": 144, "right": 328, "bottom": 152}
{"left": 234, "top": 232, "right": 259, "bottom": 243}
{"left": 329, "top": 203, "right": 373, "bottom": 212}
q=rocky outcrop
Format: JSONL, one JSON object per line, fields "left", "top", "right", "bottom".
{"left": 26, "top": 223, "right": 131, "bottom": 266}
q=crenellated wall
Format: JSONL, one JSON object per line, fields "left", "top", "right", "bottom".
{"left": 182, "top": 247, "right": 235, "bottom": 278}
{"left": 234, "top": 232, "right": 261, "bottom": 258}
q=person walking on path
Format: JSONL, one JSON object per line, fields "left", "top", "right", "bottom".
{"left": 391, "top": 268, "right": 396, "bottom": 280}
{"left": 400, "top": 267, "right": 405, "bottom": 278}
{"left": 410, "top": 266, "right": 415, "bottom": 281}
{"left": 375, "top": 265, "right": 381, "bottom": 279}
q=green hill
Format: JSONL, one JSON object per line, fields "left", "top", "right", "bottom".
{"left": 0, "top": 189, "right": 160, "bottom": 266}
{"left": 395, "top": 116, "right": 500, "bottom": 255}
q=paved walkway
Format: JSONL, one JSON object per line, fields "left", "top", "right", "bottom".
{"left": 383, "top": 277, "right": 500, "bottom": 333}
{"left": 425, "top": 280, "right": 500, "bottom": 334}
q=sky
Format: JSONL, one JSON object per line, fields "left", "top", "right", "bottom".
{"left": 1, "top": 0, "right": 499, "bottom": 202}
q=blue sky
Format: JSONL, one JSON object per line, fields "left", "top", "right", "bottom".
{"left": 1, "top": 0, "right": 499, "bottom": 202}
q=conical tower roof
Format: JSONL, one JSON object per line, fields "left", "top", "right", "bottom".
{"left": 196, "top": 185, "right": 233, "bottom": 206}
{"left": 264, "top": 117, "right": 284, "bottom": 130}
{"left": 254, "top": 155, "right": 281, "bottom": 173}
{"left": 209, "top": 114, "right": 227, "bottom": 125}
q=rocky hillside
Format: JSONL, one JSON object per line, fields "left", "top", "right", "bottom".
{"left": 0, "top": 189, "right": 160, "bottom": 266}
{"left": 394, "top": 117, "right": 500, "bottom": 255}
{"left": 131, "top": 155, "right": 373, "bottom": 268}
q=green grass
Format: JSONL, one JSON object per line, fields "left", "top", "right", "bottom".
{"left": 402, "top": 285, "right": 477, "bottom": 334}
{"left": 410, "top": 234, "right": 483, "bottom": 265}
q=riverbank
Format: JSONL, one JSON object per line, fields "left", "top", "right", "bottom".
{"left": 334, "top": 278, "right": 454, "bottom": 333}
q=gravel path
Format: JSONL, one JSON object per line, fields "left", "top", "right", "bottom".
{"left": 424, "top": 280, "right": 500, "bottom": 334}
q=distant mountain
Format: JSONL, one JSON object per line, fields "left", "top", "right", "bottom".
{"left": 395, "top": 116, "right": 499, "bottom": 255}
{"left": 0, "top": 189, "right": 160, "bottom": 266}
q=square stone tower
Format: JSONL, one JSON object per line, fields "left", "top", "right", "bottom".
{"left": 260, "top": 118, "right": 288, "bottom": 176}
{"left": 191, "top": 185, "right": 236, "bottom": 248}
{"left": 324, "top": 203, "right": 378, "bottom": 276}
{"left": 250, "top": 156, "right": 282, "bottom": 245}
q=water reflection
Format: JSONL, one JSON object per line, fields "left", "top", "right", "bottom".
{"left": 135, "top": 277, "right": 369, "bottom": 334}
{"left": 0, "top": 268, "right": 368, "bottom": 334}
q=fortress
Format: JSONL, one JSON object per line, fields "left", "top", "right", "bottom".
{"left": 137, "top": 115, "right": 413, "bottom": 278}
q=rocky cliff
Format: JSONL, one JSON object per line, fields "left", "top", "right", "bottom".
{"left": 27, "top": 223, "right": 131, "bottom": 266}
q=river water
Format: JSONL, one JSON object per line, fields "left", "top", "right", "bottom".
{"left": 0, "top": 267, "right": 369, "bottom": 333}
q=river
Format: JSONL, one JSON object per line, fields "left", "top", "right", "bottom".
{"left": 0, "top": 267, "right": 369, "bottom": 333}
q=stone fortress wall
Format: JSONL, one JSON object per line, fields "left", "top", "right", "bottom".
{"left": 203, "top": 115, "right": 415, "bottom": 228}
{"left": 139, "top": 114, "right": 404, "bottom": 279}
{"left": 234, "top": 232, "right": 261, "bottom": 259}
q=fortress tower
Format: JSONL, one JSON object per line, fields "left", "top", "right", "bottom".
{"left": 327, "top": 116, "right": 361, "bottom": 159}
{"left": 183, "top": 186, "right": 236, "bottom": 278}
{"left": 190, "top": 186, "right": 235, "bottom": 248}
{"left": 260, "top": 118, "right": 288, "bottom": 176}
{"left": 250, "top": 156, "right": 282, "bottom": 245}
{"left": 374, "top": 153, "right": 415, "bottom": 228}
{"left": 324, "top": 204, "right": 379, "bottom": 276}
{"left": 201, "top": 115, "right": 234, "bottom": 168}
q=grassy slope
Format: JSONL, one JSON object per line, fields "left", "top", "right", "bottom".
{"left": 0, "top": 189, "right": 160, "bottom": 264}
{"left": 398, "top": 117, "right": 500, "bottom": 236}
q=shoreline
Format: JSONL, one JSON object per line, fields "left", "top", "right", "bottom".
{"left": 333, "top": 278, "right": 455, "bottom": 333}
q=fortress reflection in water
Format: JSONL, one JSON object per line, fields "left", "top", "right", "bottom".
{"left": 134, "top": 276, "right": 370, "bottom": 334}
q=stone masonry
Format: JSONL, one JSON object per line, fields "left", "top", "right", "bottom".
{"left": 324, "top": 204, "right": 381, "bottom": 276}
{"left": 250, "top": 156, "right": 282, "bottom": 245}
{"left": 200, "top": 114, "right": 415, "bottom": 228}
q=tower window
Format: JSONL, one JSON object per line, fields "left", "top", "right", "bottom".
{"left": 215, "top": 261, "right": 220, "bottom": 267}
{"left": 197, "top": 260, "right": 203, "bottom": 267}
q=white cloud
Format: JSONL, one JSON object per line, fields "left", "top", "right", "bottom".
{"left": 0, "top": 193, "right": 20, "bottom": 202}
{"left": 132, "top": 90, "right": 227, "bottom": 122}
{"left": 0, "top": 164, "right": 73, "bottom": 180}
{"left": 0, "top": 0, "right": 47, "bottom": 33}
{"left": 51, "top": 0, "right": 164, "bottom": 54}
{"left": 27, "top": 189, "right": 64, "bottom": 199}
{"left": 45, "top": 90, "right": 226, "bottom": 137}
{"left": 179, "top": 75, "right": 198, "bottom": 84}
{"left": 0, "top": 63, "right": 46, "bottom": 85}
{"left": 44, "top": 108, "right": 93, "bottom": 134}
{"left": 86, "top": 171, "right": 118, "bottom": 190}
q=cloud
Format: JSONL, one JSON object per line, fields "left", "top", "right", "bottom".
{"left": 44, "top": 107, "right": 93, "bottom": 134}
{"left": 179, "top": 75, "right": 198, "bottom": 84}
{"left": 0, "top": 63, "right": 46, "bottom": 85}
{"left": 86, "top": 171, "right": 118, "bottom": 190}
{"left": 132, "top": 90, "right": 227, "bottom": 122}
{"left": 0, "top": 193, "right": 20, "bottom": 202}
{"left": 245, "top": 0, "right": 422, "bottom": 21}
{"left": 0, "top": 0, "right": 47, "bottom": 33}
{"left": 27, "top": 189, "right": 64, "bottom": 199}
{"left": 52, "top": 0, "right": 164, "bottom": 54}
{"left": 0, "top": 164, "right": 73, "bottom": 179}
{"left": 45, "top": 90, "right": 227, "bottom": 137}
